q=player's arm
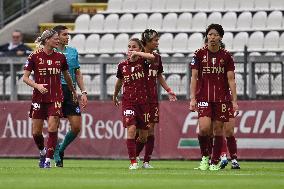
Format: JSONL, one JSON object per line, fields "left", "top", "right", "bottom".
{"left": 75, "top": 68, "right": 88, "bottom": 108}
{"left": 62, "top": 70, "right": 78, "bottom": 102}
{"left": 130, "top": 51, "right": 155, "bottom": 61}
{"left": 189, "top": 69, "right": 198, "bottom": 111}
{"left": 158, "top": 74, "right": 177, "bottom": 101}
{"left": 227, "top": 71, "right": 238, "bottom": 112}
{"left": 22, "top": 70, "right": 47, "bottom": 94}
{"left": 113, "top": 79, "right": 122, "bottom": 106}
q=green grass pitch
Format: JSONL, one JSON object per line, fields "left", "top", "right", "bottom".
{"left": 0, "top": 159, "right": 284, "bottom": 189}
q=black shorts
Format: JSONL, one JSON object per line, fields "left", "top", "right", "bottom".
{"left": 62, "top": 84, "right": 81, "bottom": 117}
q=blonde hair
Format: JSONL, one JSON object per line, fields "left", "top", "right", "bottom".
{"left": 35, "top": 29, "right": 57, "bottom": 48}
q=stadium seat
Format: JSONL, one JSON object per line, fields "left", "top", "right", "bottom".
{"left": 4, "top": 76, "right": 11, "bottom": 95}
{"left": 254, "top": 0, "right": 270, "bottom": 10}
{"left": 237, "top": 11, "right": 252, "bottom": 30}
{"left": 17, "top": 76, "right": 32, "bottom": 95}
{"left": 180, "top": 0, "right": 195, "bottom": 11}
{"left": 195, "top": 0, "right": 209, "bottom": 11}
{"left": 136, "top": 0, "right": 151, "bottom": 12}
{"left": 162, "top": 13, "right": 178, "bottom": 32}
{"left": 131, "top": 33, "right": 142, "bottom": 39}
{"left": 172, "top": 33, "right": 188, "bottom": 53}
{"left": 187, "top": 32, "right": 203, "bottom": 52}
{"left": 69, "top": 34, "right": 86, "bottom": 54}
{"left": 207, "top": 12, "right": 222, "bottom": 26}
{"left": 256, "top": 74, "right": 269, "bottom": 95}
{"left": 151, "top": 0, "right": 166, "bottom": 11}
{"left": 267, "top": 11, "right": 283, "bottom": 29}
{"left": 177, "top": 13, "right": 192, "bottom": 31}
{"left": 147, "top": 13, "right": 163, "bottom": 31}
{"left": 224, "top": 0, "right": 239, "bottom": 10}
{"left": 160, "top": 53, "right": 170, "bottom": 57}
{"left": 132, "top": 14, "right": 148, "bottom": 32}
{"left": 165, "top": 74, "right": 182, "bottom": 95}
{"left": 235, "top": 73, "right": 244, "bottom": 95}
{"left": 271, "top": 63, "right": 282, "bottom": 73}
{"left": 106, "top": 64, "right": 117, "bottom": 74}
{"left": 118, "top": 13, "right": 134, "bottom": 32}
{"left": 100, "top": 53, "right": 111, "bottom": 57}
{"left": 172, "top": 53, "right": 185, "bottom": 57}
{"left": 84, "top": 54, "right": 96, "bottom": 58}
{"left": 264, "top": 31, "right": 279, "bottom": 51}
{"left": 209, "top": 0, "right": 224, "bottom": 11}
{"left": 98, "top": 34, "right": 115, "bottom": 53}
{"left": 89, "top": 14, "right": 104, "bottom": 32}
{"left": 165, "top": 0, "right": 181, "bottom": 11}
{"left": 221, "top": 12, "right": 237, "bottom": 30}
{"left": 106, "top": 0, "right": 122, "bottom": 12}
{"left": 113, "top": 33, "right": 129, "bottom": 53}
{"left": 251, "top": 11, "right": 267, "bottom": 30}
{"left": 232, "top": 32, "right": 249, "bottom": 51}
{"left": 85, "top": 34, "right": 100, "bottom": 54}
{"left": 0, "top": 75, "right": 3, "bottom": 95}
{"left": 122, "top": 0, "right": 136, "bottom": 12}
{"left": 103, "top": 14, "right": 119, "bottom": 32}
{"left": 247, "top": 31, "right": 264, "bottom": 51}
{"left": 74, "top": 14, "right": 90, "bottom": 32}
{"left": 271, "top": 74, "right": 282, "bottom": 95}
{"left": 106, "top": 75, "right": 117, "bottom": 95}
{"left": 113, "top": 53, "right": 125, "bottom": 57}
{"left": 222, "top": 32, "right": 233, "bottom": 51}
{"left": 180, "top": 76, "right": 187, "bottom": 95}
{"left": 191, "top": 12, "right": 207, "bottom": 31}
{"left": 270, "top": 0, "right": 284, "bottom": 10}
{"left": 239, "top": 0, "right": 254, "bottom": 10}
{"left": 279, "top": 32, "right": 284, "bottom": 50}
{"left": 92, "top": 75, "right": 101, "bottom": 95}
{"left": 158, "top": 33, "right": 173, "bottom": 53}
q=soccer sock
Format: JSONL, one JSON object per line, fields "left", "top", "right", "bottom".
{"left": 136, "top": 137, "right": 145, "bottom": 157}
{"left": 33, "top": 134, "right": 44, "bottom": 151}
{"left": 221, "top": 137, "right": 228, "bottom": 156}
{"left": 144, "top": 135, "right": 154, "bottom": 163}
{"left": 208, "top": 137, "right": 214, "bottom": 156}
{"left": 40, "top": 148, "right": 46, "bottom": 156}
{"left": 211, "top": 136, "right": 223, "bottom": 165}
{"left": 59, "top": 130, "right": 77, "bottom": 153}
{"left": 46, "top": 131, "right": 58, "bottom": 159}
{"left": 126, "top": 139, "right": 136, "bottom": 164}
{"left": 226, "top": 136, "right": 238, "bottom": 160}
{"left": 198, "top": 135, "right": 209, "bottom": 157}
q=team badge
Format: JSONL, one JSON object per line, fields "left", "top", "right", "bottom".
{"left": 131, "top": 67, "right": 135, "bottom": 72}
{"left": 212, "top": 58, "right": 216, "bottom": 65}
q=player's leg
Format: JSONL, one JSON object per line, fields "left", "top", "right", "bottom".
{"left": 224, "top": 118, "right": 240, "bottom": 169}
{"left": 195, "top": 116, "right": 211, "bottom": 170}
{"left": 32, "top": 119, "right": 45, "bottom": 168}
{"left": 127, "top": 125, "right": 138, "bottom": 170}
{"left": 136, "top": 128, "right": 145, "bottom": 161}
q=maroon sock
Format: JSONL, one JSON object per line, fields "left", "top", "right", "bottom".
{"left": 208, "top": 137, "right": 214, "bottom": 156}
{"left": 144, "top": 135, "right": 154, "bottom": 163}
{"left": 221, "top": 137, "right": 228, "bottom": 156}
{"left": 33, "top": 134, "right": 44, "bottom": 150}
{"left": 136, "top": 137, "right": 145, "bottom": 157}
{"left": 126, "top": 139, "right": 136, "bottom": 163}
{"left": 211, "top": 136, "right": 223, "bottom": 165}
{"left": 198, "top": 135, "right": 209, "bottom": 157}
{"left": 226, "top": 136, "right": 238, "bottom": 160}
{"left": 46, "top": 132, "right": 58, "bottom": 159}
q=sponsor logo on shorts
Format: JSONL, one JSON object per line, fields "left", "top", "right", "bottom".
{"left": 197, "top": 102, "right": 208, "bottom": 107}
{"left": 32, "top": 103, "right": 40, "bottom": 110}
{"left": 76, "top": 107, "right": 81, "bottom": 113}
{"left": 124, "top": 109, "right": 135, "bottom": 116}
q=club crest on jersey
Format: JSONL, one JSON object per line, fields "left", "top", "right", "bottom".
{"left": 202, "top": 55, "right": 207, "bottom": 63}
{"left": 55, "top": 61, "right": 61, "bottom": 65}
{"left": 47, "top": 60, "right": 52, "bottom": 65}
{"left": 122, "top": 66, "right": 127, "bottom": 73}
{"left": 212, "top": 58, "right": 217, "bottom": 65}
{"left": 131, "top": 67, "right": 135, "bottom": 72}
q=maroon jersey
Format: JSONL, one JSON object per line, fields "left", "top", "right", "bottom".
{"left": 116, "top": 57, "right": 149, "bottom": 106}
{"left": 190, "top": 46, "right": 235, "bottom": 102}
{"left": 24, "top": 49, "right": 68, "bottom": 103}
{"left": 146, "top": 53, "right": 163, "bottom": 103}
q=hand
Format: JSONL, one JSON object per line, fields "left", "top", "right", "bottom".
{"left": 127, "top": 51, "right": 137, "bottom": 60}
{"left": 232, "top": 101, "right": 239, "bottom": 117}
{"left": 36, "top": 84, "right": 48, "bottom": 94}
{"left": 80, "top": 94, "right": 88, "bottom": 109}
{"left": 189, "top": 98, "right": 197, "bottom": 112}
{"left": 167, "top": 90, "right": 177, "bottom": 101}
{"left": 113, "top": 96, "right": 119, "bottom": 107}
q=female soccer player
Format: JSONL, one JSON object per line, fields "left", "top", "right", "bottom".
{"left": 135, "top": 29, "right": 177, "bottom": 169}
{"left": 113, "top": 38, "right": 155, "bottom": 170}
{"left": 23, "top": 29, "right": 77, "bottom": 168}
{"left": 189, "top": 24, "right": 238, "bottom": 171}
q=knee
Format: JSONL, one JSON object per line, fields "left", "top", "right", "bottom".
{"left": 138, "top": 136, "right": 147, "bottom": 143}
{"left": 214, "top": 127, "right": 224, "bottom": 136}
{"left": 199, "top": 126, "right": 210, "bottom": 136}
{"left": 71, "top": 125, "right": 81, "bottom": 135}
